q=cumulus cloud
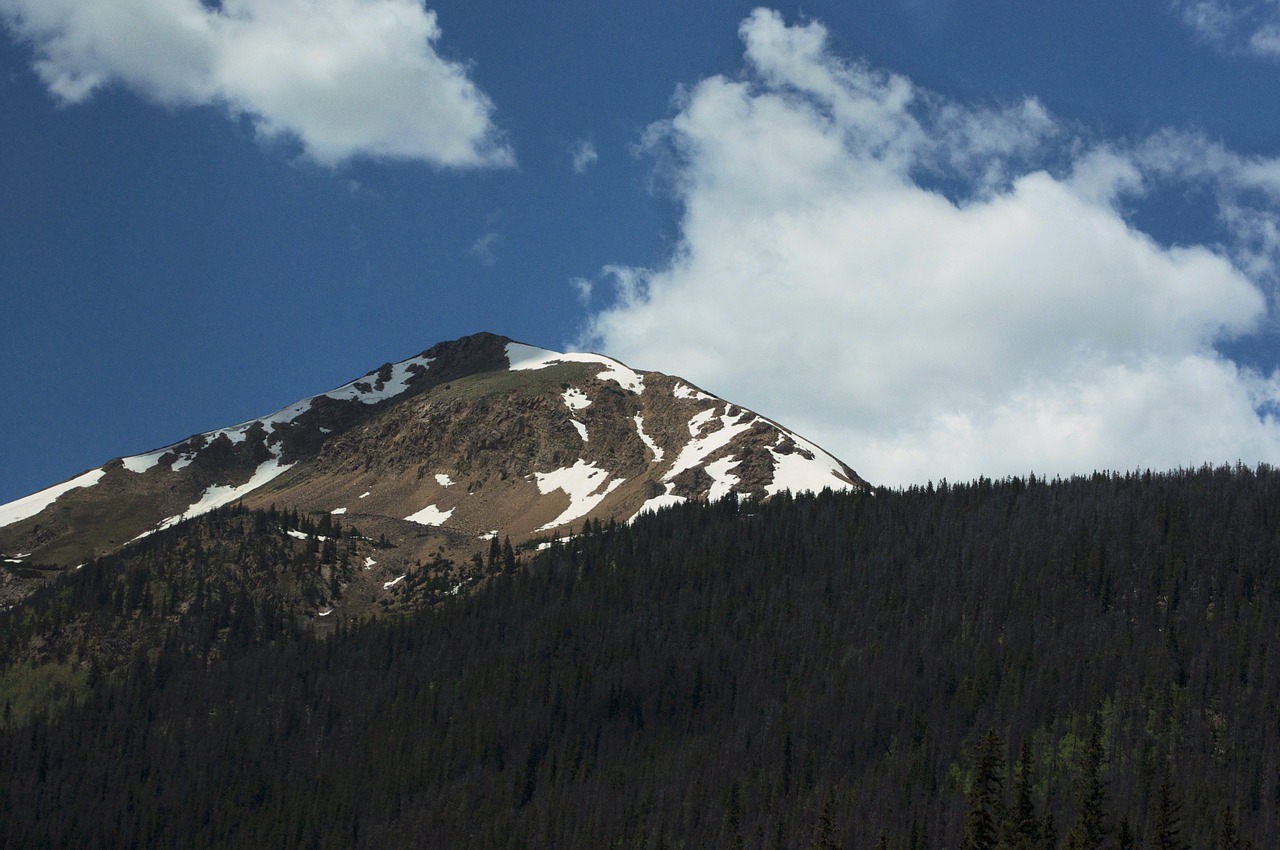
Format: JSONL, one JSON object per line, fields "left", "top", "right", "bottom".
{"left": 580, "top": 7, "right": 1280, "bottom": 486}
{"left": 1175, "top": 0, "right": 1280, "bottom": 58}
{"left": 0, "top": 0, "right": 513, "bottom": 167}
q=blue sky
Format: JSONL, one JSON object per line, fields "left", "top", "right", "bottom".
{"left": 5, "top": 0, "right": 1280, "bottom": 502}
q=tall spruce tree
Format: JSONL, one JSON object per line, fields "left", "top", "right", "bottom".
{"left": 1005, "top": 740, "right": 1042, "bottom": 850}
{"left": 963, "top": 729, "right": 1006, "bottom": 850}
{"left": 1066, "top": 716, "right": 1110, "bottom": 850}
{"left": 1149, "top": 762, "right": 1184, "bottom": 850}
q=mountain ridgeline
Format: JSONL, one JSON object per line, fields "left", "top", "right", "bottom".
{"left": 0, "top": 332, "right": 865, "bottom": 605}
{"left": 1, "top": 465, "right": 1278, "bottom": 848}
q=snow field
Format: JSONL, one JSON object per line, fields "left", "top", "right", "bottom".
{"left": 0, "top": 468, "right": 107, "bottom": 529}
{"left": 506, "top": 343, "right": 644, "bottom": 393}
{"left": 404, "top": 504, "right": 454, "bottom": 526}
{"left": 562, "top": 388, "right": 592, "bottom": 410}
{"left": 633, "top": 416, "right": 664, "bottom": 462}
{"left": 532, "top": 459, "right": 625, "bottom": 531}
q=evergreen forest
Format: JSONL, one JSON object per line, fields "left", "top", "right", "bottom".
{"left": 2, "top": 465, "right": 1279, "bottom": 848}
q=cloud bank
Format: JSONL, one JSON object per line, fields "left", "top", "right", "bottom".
{"left": 0, "top": 0, "right": 513, "bottom": 167}
{"left": 581, "top": 8, "right": 1280, "bottom": 486}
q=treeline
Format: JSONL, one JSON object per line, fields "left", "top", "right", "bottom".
{"left": 1, "top": 466, "right": 1279, "bottom": 847}
{"left": 0, "top": 504, "right": 356, "bottom": 716}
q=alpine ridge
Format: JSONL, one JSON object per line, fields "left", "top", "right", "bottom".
{"left": 0, "top": 332, "right": 867, "bottom": 594}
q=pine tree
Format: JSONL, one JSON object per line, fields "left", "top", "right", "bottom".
{"left": 1066, "top": 716, "right": 1109, "bottom": 850}
{"left": 963, "top": 729, "right": 1006, "bottom": 850}
{"left": 1149, "top": 762, "right": 1184, "bottom": 850}
{"left": 1004, "top": 740, "right": 1041, "bottom": 850}
{"left": 1220, "top": 806, "right": 1241, "bottom": 850}
{"left": 810, "top": 795, "right": 840, "bottom": 850}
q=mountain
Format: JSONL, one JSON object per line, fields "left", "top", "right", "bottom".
{"left": 0, "top": 332, "right": 866, "bottom": 594}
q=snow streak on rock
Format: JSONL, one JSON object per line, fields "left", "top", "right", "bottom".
{"left": 633, "top": 416, "right": 664, "bottom": 463}
{"left": 506, "top": 343, "right": 644, "bottom": 393}
{"left": 665, "top": 407, "right": 758, "bottom": 482}
{"left": 0, "top": 469, "right": 106, "bottom": 529}
{"left": 405, "top": 504, "right": 454, "bottom": 526}
{"left": 533, "top": 459, "right": 625, "bottom": 531}
{"left": 562, "top": 388, "right": 592, "bottom": 410}
{"left": 150, "top": 459, "right": 294, "bottom": 535}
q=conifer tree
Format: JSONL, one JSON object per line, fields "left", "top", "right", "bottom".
{"left": 1149, "top": 762, "right": 1184, "bottom": 850}
{"left": 1220, "top": 806, "right": 1241, "bottom": 850}
{"left": 810, "top": 795, "right": 840, "bottom": 850}
{"left": 1066, "top": 716, "right": 1109, "bottom": 850}
{"left": 963, "top": 729, "right": 1006, "bottom": 850}
{"left": 1004, "top": 740, "right": 1041, "bottom": 850}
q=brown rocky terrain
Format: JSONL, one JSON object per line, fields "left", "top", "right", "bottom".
{"left": 0, "top": 332, "right": 867, "bottom": 603}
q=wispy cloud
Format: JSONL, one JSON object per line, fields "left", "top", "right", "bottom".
{"left": 1174, "top": 0, "right": 1280, "bottom": 58}
{"left": 570, "top": 277, "right": 593, "bottom": 305}
{"left": 571, "top": 139, "right": 599, "bottom": 174}
{"left": 470, "top": 231, "right": 502, "bottom": 266}
{"left": 0, "top": 0, "right": 514, "bottom": 167}
{"left": 580, "top": 8, "right": 1280, "bottom": 486}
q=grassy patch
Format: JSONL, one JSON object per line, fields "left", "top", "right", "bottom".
{"left": 0, "top": 660, "right": 90, "bottom": 728}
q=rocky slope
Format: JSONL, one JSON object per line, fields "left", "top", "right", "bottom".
{"left": 0, "top": 332, "right": 867, "bottom": 593}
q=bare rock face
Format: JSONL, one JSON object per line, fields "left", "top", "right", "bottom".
{"left": 0, "top": 333, "right": 869, "bottom": 583}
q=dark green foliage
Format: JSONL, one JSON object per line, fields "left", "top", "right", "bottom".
{"left": 963, "top": 729, "right": 1006, "bottom": 850}
{"left": 1066, "top": 715, "right": 1109, "bottom": 850}
{"left": 1150, "top": 762, "right": 1185, "bottom": 850}
{"left": 0, "top": 466, "right": 1278, "bottom": 848}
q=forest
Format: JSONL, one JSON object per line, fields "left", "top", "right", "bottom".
{"left": 0, "top": 465, "right": 1278, "bottom": 848}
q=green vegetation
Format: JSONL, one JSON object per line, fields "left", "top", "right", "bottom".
{"left": 1, "top": 465, "right": 1278, "bottom": 848}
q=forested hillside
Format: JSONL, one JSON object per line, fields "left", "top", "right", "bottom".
{"left": 1, "top": 466, "right": 1278, "bottom": 848}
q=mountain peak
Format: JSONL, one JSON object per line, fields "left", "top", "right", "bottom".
{"left": 0, "top": 333, "right": 868, "bottom": 588}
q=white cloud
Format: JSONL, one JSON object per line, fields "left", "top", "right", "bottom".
{"left": 580, "top": 8, "right": 1280, "bottom": 486}
{"left": 570, "top": 277, "right": 593, "bottom": 305}
{"left": 1175, "top": 0, "right": 1280, "bottom": 59}
{"left": 0, "top": 0, "right": 513, "bottom": 167}
{"left": 571, "top": 139, "right": 598, "bottom": 174}
{"left": 470, "top": 231, "right": 501, "bottom": 266}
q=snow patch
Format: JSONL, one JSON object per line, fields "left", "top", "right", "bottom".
{"left": 506, "top": 343, "right": 644, "bottom": 393}
{"left": 666, "top": 408, "right": 756, "bottom": 483}
{"left": 706, "top": 456, "right": 742, "bottom": 501}
{"left": 331, "top": 507, "right": 347, "bottom": 515}
{"left": 570, "top": 419, "right": 589, "bottom": 442}
{"left": 317, "top": 608, "right": 334, "bottom": 617}
{"left": 766, "top": 430, "right": 857, "bottom": 496}
{"left": 479, "top": 531, "right": 498, "bottom": 541}
{"left": 633, "top": 416, "right": 664, "bottom": 462}
{"left": 674, "top": 383, "right": 713, "bottom": 401}
{"left": 434, "top": 474, "right": 455, "bottom": 487}
{"left": 121, "top": 452, "right": 162, "bottom": 473}
{"left": 562, "top": 387, "right": 592, "bottom": 410}
{"left": 359, "top": 491, "right": 371, "bottom": 499}
{"left": 532, "top": 459, "right": 625, "bottom": 531}
{"left": 630, "top": 483, "right": 687, "bottom": 522}
{"left": 384, "top": 575, "right": 406, "bottom": 590}
{"left": 0, "top": 468, "right": 107, "bottom": 529}
{"left": 149, "top": 459, "right": 292, "bottom": 534}
{"left": 364, "top": 556, "right": 377, "bottom": 569}
{"left": 405, "top": 504, "right": 454, "bottom": 526}
{"left": 120, "top": 352, "right": 435, "bottom": 477}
